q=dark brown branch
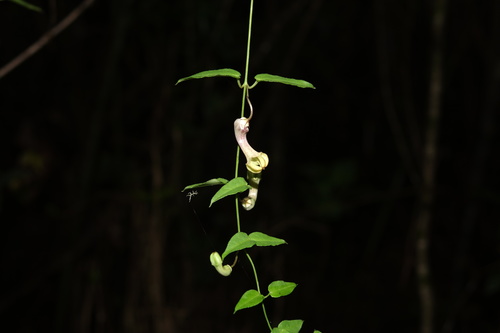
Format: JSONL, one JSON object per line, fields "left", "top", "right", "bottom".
{"left": 374, "top": 2, "right": 421, "bottom": 188}
{"left": 415, "top": 1, "right": 447, "bottom": 333}
{"left": 0, "top": 0, "right": 96, "bottom": 79}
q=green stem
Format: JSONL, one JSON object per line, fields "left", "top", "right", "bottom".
{"left": 235, "top": 0, "right": 254, "bottom": 231}
{"left": 245, "top": 251, "right": 272, "bottom": 331}
{"left": 235, "top": 0, "right": 255, "bottom": 227}
{"left": 234, "top": 0, "right": 273, "bottom": 331}
{"left": 235, "top": 2, "right": 271, "bottom": 329}
{"left": 235, "top": 195, "right": 241, "bottom": 233}
{"left": 243, "top": 0, "right": 254, "bottom": 88}
{"left": 234, "top": 145, "right": 241, "bottom": 179}
{"left": 239, "top": 0, "right": 253, "bottom": 118}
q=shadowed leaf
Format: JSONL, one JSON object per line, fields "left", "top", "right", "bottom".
{"left": 182, "top": 178, "right": 228, "bottom": 192}
{"left": 5, "top": 0, "right": 42, "bottom": 12}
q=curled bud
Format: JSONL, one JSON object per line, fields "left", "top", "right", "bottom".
{"left": 210, "top": 252, "right": 232, "bottom": 277}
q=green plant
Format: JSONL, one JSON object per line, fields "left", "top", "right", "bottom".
{"left": 177, "top": 1, "right": 319, "bottom": 332}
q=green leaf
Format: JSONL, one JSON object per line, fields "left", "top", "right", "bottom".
{"left": 5, "top": 0, "right": 42, "bottom": 12}
{"left": 176, "top": 68, "right": 241, "bottom": 85}
{"left": 271, "top": 320, "right": 304, "bottom": 333}
{"left": 234, "top": 289, "right": 265, "bottom": 313}
{"left": 272, "top": 329, "right": 287, "bottom": 333}
{"left": 254, "top": 74, "right": 315, "bottom": 89}
{"left": 182, "top": 178, "right": 228, "bottom": 192}
{"left": 249, "top": 232, "right": 287, "bottom": 247}
{"left": 221, "top": 232, "right": 255, "bottom": 260}
{"left": 313, "top": 330, "right": 322, "bottom": 333}
{"left": 220, "top": 232, "right": 286, "bottom": 262}
{"left": 209, "top": 177, "right": 250, "bottom": 207}
{"left": 268, "top": 280, "right": 297, "bottom": 298}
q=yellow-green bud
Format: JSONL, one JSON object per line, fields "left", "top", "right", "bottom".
{"left": 210, "top": 252, "right": 232, "bottom": 277}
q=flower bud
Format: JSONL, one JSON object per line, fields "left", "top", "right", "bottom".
{"left": 210, "top": 252, "right": 232, "bottom": 277}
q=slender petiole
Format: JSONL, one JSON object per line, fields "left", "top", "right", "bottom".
{"left": 246, "top": 91, "right": 254, "bottom": 121}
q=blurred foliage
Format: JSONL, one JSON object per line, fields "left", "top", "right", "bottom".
{"left": 2, "top": 0, "right": 42, "bottom": 12}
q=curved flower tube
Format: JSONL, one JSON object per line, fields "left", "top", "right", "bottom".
{"left": 241, "top": 170, "right": 261, "bottom": 211}
{"left": 234, "top": 117, "right": 269, "bottom": 210}
{"left": 234, "top": 117, "right": 269, "bottom": 173}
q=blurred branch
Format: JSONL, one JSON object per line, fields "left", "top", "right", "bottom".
{"left": 374, "top": 2, "right": 421, "bottom": 188}
{"left": 415, "top": 1, "right": 447, "bottom": 333}
{"left": 0, "top": 0, "right": 95, "bottom": 79}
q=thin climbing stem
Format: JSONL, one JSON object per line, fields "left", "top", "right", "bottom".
{"left": 235, "top": 87, "right": 247, "bottom": 190}
{"left": 246, "top": 91, "right": 254, "bottom": 121}
{"left": 235, "top": 196, "right": 241, "bottom": 233}
{"left": 239, "top": 0, "right": 254, "bottom": 116}
{"left": 245, "top": 251, "right": 272, "bottom": 331}
{"left": 234, "top": 2, "right": 271, "bottom": 330}
{"left": 235, "top": 0, "right": 255, "bottom": 230}
{"left": 243, "top": 0, "right": 254, "bottom": 87}
{"left": 236, "top": 0, "right": 254, "bottom": 179}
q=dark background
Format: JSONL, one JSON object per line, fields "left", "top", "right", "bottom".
{"left": 1, "top": 0, "right": 499, "bottom": 332}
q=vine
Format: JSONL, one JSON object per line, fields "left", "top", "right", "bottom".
{"left": 177, "top": 1, "right": 318, "bottom": 332}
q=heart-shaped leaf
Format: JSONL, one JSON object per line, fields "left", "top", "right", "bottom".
{"left": 249, "top": 232, "right": 287, "bottom": 247}
{"left": 271, "top": 320, "right": 304, "bottom": 333}
{"left": 268, "top": 280, "right": 297, "bottom": 298}
{"left": 209, "top": 177, "right": 250, "bottom": 207}
{"left": 234, "top": 289, "right": 265, "bottom": 313}
{"left": 222, "top": 232, "right": 255, "bottom": 260}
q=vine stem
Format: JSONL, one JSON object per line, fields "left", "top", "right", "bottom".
{"left": 245, "top": 251, "right": 272, "bottom": 331}
{"left": 234, "top": 0, "right": 254, "bottom": 231}
{"left": 234, "top": 1, "right": 271, "bottom": 331}
{"left": 243, "top": 0, "right": 254, "bottom": 89}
